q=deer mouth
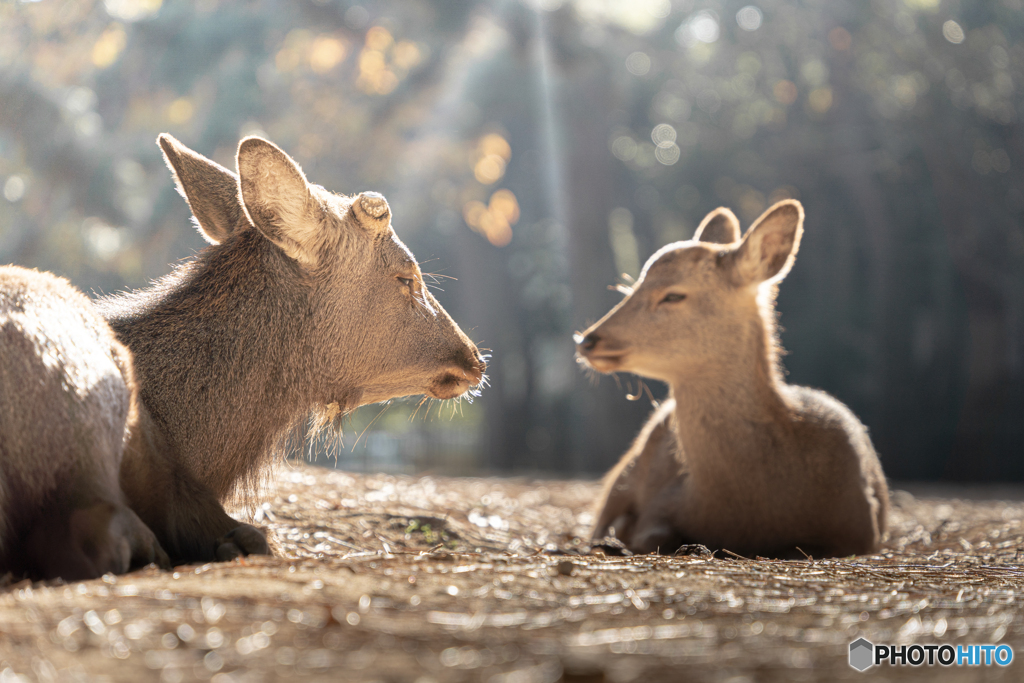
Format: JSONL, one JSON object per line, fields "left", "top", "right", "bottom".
{"left": 427, "top": 361, "right": 485, "bottom": 400}
{"left": 577, "top": 350, "right": 629, "bottom": 373}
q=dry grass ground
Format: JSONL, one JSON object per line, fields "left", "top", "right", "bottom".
{"left": 2, "top": 464, "right": 1024, "bottom": 682}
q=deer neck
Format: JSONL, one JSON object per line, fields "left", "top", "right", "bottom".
{"left": 669, "top": 316, "right": 790, "bottom": 475}
{"left": 102, "top": 232, "right": 331, "bottom": 495}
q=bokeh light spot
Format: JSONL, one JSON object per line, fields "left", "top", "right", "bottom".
{"left": 736, "top": 6, "right": 762, "bottom": 32}
{"left": 474, "top": 155, "right": 506, "bottom": 184}
{"left": 611, "top": 135, "right": 638, "bottom": 161}
{"left": 808, "top": 88, "right": 833, "bottom": 114}
{"left": 676, "top": 11, "right": 720, "bottom": 47}
{"left": 654, "top": 144, "right": 681, "bottom": 165}
{"left": 800, "top": 59, "right": 829, "bottom": 87}
{"left": 942, "top": 20, "right": 964, "bottom": 44}
{"left": 167, "top": 98, "right": 194, "bottom": 124}
{"left": 489, "top": 189, "right": 520, "bottom": 225}
{"left": 463, "top": 189, "right": 519, "bottom": 247}
{"left": 828, "top": 27, "right": 852, "bottom": 51}
{"left": 651, "top": 124, "right": 677, "bottom": 147}
{"left": 478, "top": 133, "right": 512, "bottom": 161}
{"left": 365, "top": 26, "right": 393, "bottom": 52}
{"left": 92, "top": 25, "right": 127, "bottom": 68}
{"left": 773, "top": 80, "right": 798, "bottom": 105}
{"left": 310, "top": 36, "right": 347, "bottom": 73}
{"left": 392, "top": 41, "right": 423, "bottom": 71}
{"left": 626, "top": 52, "right": 652, "bottom": 76}
{"left": 104, "top": 0, "right": 162, "bottom": 22}
{"left": 3, "top": 176, "right": 26, "bottom": 203}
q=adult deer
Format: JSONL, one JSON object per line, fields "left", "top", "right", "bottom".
{"left": 99, "top": 135, "right": 486, "bottom": 563}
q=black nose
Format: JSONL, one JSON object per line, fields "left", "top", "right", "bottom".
{"left": 579, "top": 332, "right": 600, "bottom": 351}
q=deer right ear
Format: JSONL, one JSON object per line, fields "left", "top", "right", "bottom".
{"left": 730, "top": 200, "right": 804, "bottom": 285}
{"left": 158, "top": 134, "right": 243, "bottom": 245}
{"left": 693, "top": 207, "right": 740, "bottom": 245}
{"left": 237, "top": 137, "right": 321, "bottom": 264}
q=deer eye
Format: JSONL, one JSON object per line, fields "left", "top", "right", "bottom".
{"left": 660, "top": 292, "right": 687, "bottom": 304}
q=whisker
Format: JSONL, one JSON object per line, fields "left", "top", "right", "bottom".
{"left": 409, "top": 396, "right": 429, "bottom": 422}
{"left": 424, "top": 272, "right": 457, "bottom": 282}
{"left": 626, "top": 377, "right": 645, "bottom": 401}
{"left": 352, "top": 403, "right": 392, "bottom": 450}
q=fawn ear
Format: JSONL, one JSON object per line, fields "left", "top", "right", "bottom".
{"left": 237, "top": 136, "right": 320, "bottom": 264}
{"left": 348, "top": 192, "right": 392, "bottom": 235}
{"left": 158, "top": 134, "right": 243, "bottom": 245}
{"left": 730, "top": 200, "right": 804, "bottom": 284}
{"left": 693, "top": 207, "right": 740, "bottom": 245}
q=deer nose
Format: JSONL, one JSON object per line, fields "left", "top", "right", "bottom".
{"left": 578, "top": 332, "right": 600, "bottom": 351}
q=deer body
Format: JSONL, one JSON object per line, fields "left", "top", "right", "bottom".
{"left": 579, "top": 201, "right": 887, "bottom": 558}
{"left": 98, "top": 135, "right": 485, "bottom": 563}
{"left": 0, "top": 267, "right": 168, "bottom": 579}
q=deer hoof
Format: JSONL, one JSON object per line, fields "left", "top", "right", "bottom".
{"left": 215, "top": 524, "right": 270, "bottom": 561}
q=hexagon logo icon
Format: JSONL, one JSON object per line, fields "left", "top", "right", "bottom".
{"left": 849, "top": 638, "right": 874, "bottom": 671}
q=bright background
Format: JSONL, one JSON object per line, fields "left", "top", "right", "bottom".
{"left": 1, "top": 0, "right": 1021, "bottom": 481}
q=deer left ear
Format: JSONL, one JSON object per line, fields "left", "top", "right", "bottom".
{"left": 730, "top": 200, "right": 804, "bottom": 285}
{"left": 158, "top": 134, "right": 243, "bottom": 245}
{"left": 693, "top": 207, "right": 740, "bottom": 245}
{"left": 237, "top": 136, "right": 320, "bottom": 264}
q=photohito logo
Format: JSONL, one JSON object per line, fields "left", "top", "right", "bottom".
{"left": 849, "top": 638, "right": 1013, "bottom": 671}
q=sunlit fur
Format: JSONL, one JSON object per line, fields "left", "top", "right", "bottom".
{"left": 577, "top": 200, "right": 889, "bottom": 559}
{"left": 0, "top": 267, "right": 168, "bottom": 579}
{"left": 97, "top": 135, "right": 486, "bottom": 563}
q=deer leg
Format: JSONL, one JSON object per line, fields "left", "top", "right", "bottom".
{"left": 24, "top": 498, "right": 168, "bottom": 580}
{"left": 110, "top": 503, "right": 171, "bottom": 570}
{"left": 628, "top": 476, "right": 689, "bottom": 555}
{"left": 120, "top": 426, "right": 269, "bottom": 563}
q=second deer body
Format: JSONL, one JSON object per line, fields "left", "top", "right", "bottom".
{"left": 577, "top": 201, "right": 888, "bottom": 559}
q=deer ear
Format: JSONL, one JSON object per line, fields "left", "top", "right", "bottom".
{"left": 693, "top": 207, "right": 740, "bottom": 245}
{"left": 348, "top": 192, "right": 392, "bottom": 234}
{"left": 731, "top": 200, "right": 804, "bottom": 285}
{"left": 158, "top": 134, "right": 243, "bottom": 245}
{"left": 237, "top": 136, "right": 319, "bottom": 264}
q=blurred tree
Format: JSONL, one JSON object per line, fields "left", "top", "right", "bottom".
{"left": 0, "top": 0, "right": 1021, "bottom": 480}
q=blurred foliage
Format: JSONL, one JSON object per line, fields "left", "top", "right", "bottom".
{"left": 1, "top": 0, "right": 1022, "bottom": 479}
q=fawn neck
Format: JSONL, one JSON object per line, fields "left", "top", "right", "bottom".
{"left": 669, "top": 310, "right": 790, "bottom": 476}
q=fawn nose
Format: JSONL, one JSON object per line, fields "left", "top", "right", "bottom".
{"left": 473, "top": 349, "right": 487, "bottom": 376}
{"left": 578, "top": 332, "right": 600, "bottom": 352}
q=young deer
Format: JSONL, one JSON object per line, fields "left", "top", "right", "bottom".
{"left": 576, "top": 201, "right": 888, "bottom": 559}
{"left": 0, "top": 267, "right": 168, "bottom": 579}
{"left": 97, "top": 135, "right": 486, "bottom": 564}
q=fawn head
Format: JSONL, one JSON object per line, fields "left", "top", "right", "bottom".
{"left": 158, "top": 134, "right": 486, "bottom": 407}
{"left": 576, "top": 200, "right": 803, "bottom": 384}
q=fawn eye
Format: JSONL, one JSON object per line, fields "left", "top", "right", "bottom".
{"left": 660, "top": 292, "right": 687, "bottom": 304}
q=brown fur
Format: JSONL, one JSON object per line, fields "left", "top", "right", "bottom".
{"left": 97, "top": 135, "right": 486, "bottom": 563}
{"left": 0, "top": 266, "right": 168, "bottom": 580}
{"left": 578, "top": 200, "right": 888, "bottom": 559}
